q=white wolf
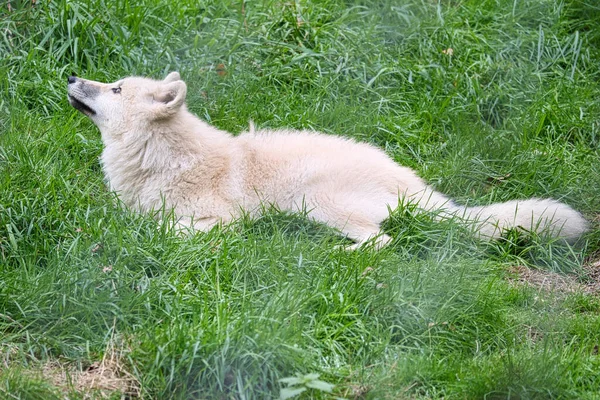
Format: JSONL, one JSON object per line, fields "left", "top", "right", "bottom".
{"left": 67, "top": 72, "right": 588, "bottom": 249}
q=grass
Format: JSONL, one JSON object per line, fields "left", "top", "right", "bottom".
{"left": 1, "top": 0, "right": 600, "bottom": 398}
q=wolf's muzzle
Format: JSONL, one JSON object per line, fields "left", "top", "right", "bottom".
{"left": 67, "top": 76, "right": 97, "bottom": 116}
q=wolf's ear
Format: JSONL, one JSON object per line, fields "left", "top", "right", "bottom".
{"left": 153, "top": 80, "right": 187, "bottom": 118}
{"left": 163, "top": 71, "right": 181, "bottom": 83}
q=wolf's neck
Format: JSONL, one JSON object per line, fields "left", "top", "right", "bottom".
{"left": 100, "top": 109, "right": 232, "bottom": 206}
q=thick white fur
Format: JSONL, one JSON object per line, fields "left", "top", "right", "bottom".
{"left": 67, "top": 72, "right": 588, "bottom": 248}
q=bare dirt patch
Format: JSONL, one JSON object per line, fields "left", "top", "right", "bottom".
{"left": 582, "top": 252, "right": 600, "bottom": 294}
{"left": 508, "top": 254, "right": 600, "bottom": 296}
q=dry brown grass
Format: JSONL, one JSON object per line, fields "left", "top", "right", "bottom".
{"left": 34, "top": 339, "right": 139, "bottom": 399}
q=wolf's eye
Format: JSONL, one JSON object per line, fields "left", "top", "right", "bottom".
{"left": 111, "top": 87, "right": 121, "bottom": 94}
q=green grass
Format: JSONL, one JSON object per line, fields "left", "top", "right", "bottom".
{"left": 1, "top": 0, "right": 600, "bottom": 398}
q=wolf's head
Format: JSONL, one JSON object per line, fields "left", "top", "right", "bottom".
{"left": 67, "top": 72, "right": 187, "bottom": 136}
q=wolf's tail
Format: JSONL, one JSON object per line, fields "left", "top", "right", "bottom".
{"left": 414, "top": 189, "right": 588, "bottom": 243}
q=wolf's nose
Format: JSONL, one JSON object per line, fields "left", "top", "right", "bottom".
{"left": 67, "top": 76, "right": 77, "bottom": 84}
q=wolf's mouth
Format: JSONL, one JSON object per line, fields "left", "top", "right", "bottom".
{"left": 68, "top": 95, "right": 96, "bottom": 116}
